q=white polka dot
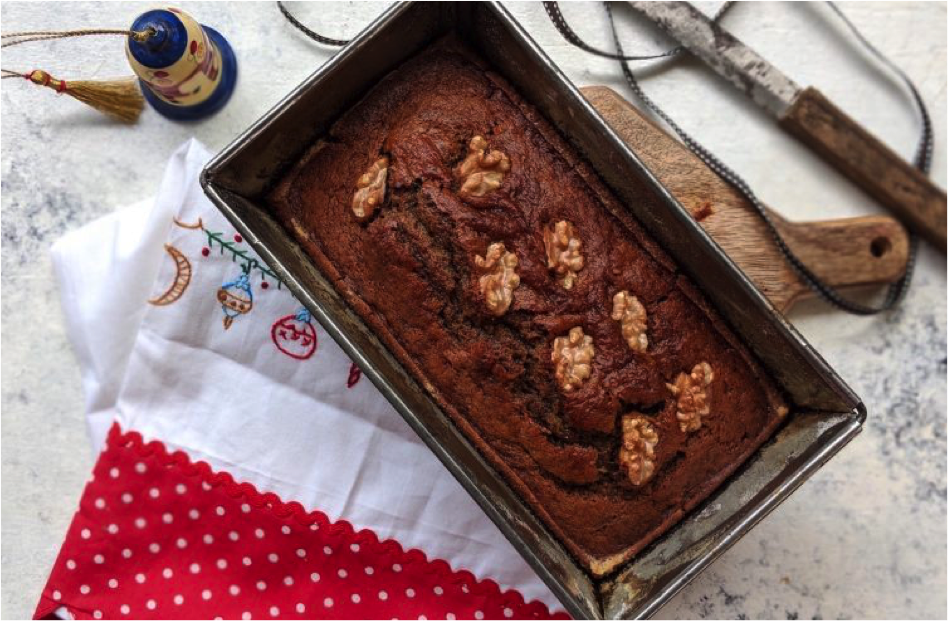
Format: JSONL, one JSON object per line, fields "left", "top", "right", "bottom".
{"left": 310, "top": 572, "right": 321, "bottom": 583}
{"left": 378, "top": 590, "right": 388, "bottom": 601}
{"left": 242, "top": 613, "right": 251, "bottom": 620}
{"left": 351, "top": 594, "right": 361, "bottom": 604}
{"left": 434, "top": 586, "right": 443, "bottom": 595}
{"left": 203, "top": 534, "right": 214, "bottom": 544}
{"left": 93, "top": 611, "right": 102, "bottom": 619}
{"left": 148, "top": 487, "right": 160, "bottom": 498}
{"left": 176, "top": 484, "right": 187, "bottom": 494}
{"left": 52, "top": 590, "right": 61, "bottom": 601}
{"left": 323, "top": 545, "right": 333, "bottom": 555}
{"left": 149, "top": 542, "right": 160, "bottom": 553}
{"left": 475, "top": 611, "right": 484, "bottom": 620}
{"left": 120, "top": 604, "right": 130, "bottom": 615}
{"left": 338, "top": 569, "right": 348, "bottom": 579}
{"left": 229, "top": 531, "right": 240, "bottom": 541}
{"left": 504, "top": 607, "right": 514, "bottom": 618}
{"left": 296, "top": 603, "right": 305, "bottom": 613}
{"left": 255, "top": 528, "right": 265, "bottom": 539}
{"left": 176, "top": 537, "right": 188, "bottom": 549}
{"left": 393, "top": 563, "right": 402, "bottom": 572}
{"left": 217, "top": 558, "right": 228, "bottom": 570}
{"left": 80, "top": 584, "right": 91, "bottom": 595}
{"left": 406, "top": 588, "right": 415, "bottom": 598}
{"left": 278, "top": 575, "right": 291, "bottom": 587}
{"left": 365, "top": 566, "right": 375, "bottom": 575}
{"left": 461, "top": 584, "right": 470, "bottom": 593}
{"left": 268, "top": 553, "right": 279, "bottom": 563}
{"left": 121, "top": 493, "right": 133, "bottom": 504}
{"left": 80, "top": 528, "right": 91, "bottom": 539}
{"left": 108, "top": 579, "right": 118, "bottom": 589}
{"left": 162, "top": 513, "right": 174, "bottom": 524}
{"left": 174, "top": 594, "right": 184, "bottom": 605}
{"left": 269, "top": 606, "right": 279, "bottom": 617}
{"left": 135, "top": 573, "right": 145, "bottom": 584}
{"left": 109, "top": 467, "right": 120, "bottom": 478}
{"left": 190, "top": 562, "right": 201, "bottom": 574}
{"left": 256, "top": 580, "right": 267, "bottom": 591}
{"left": 146, "top": 600, "right": 156, "bottom": 610}
{"left": 122, "top": 548, "right": 132, "bottom": 559}
{"left": 309, "top": 523, "right": 319, "bottom": 531}
{"left": 350, "top": 543, "right": 360, "bottom": 553}
{"left": 281, "top": 525, "right": 291, "bottom": 535}
{"left": 241, "top": 503, "right": 251, "bottom": 513}
{"left": 135, "top": 462, "right": 147, "bottom": 474}
{"left": 162, "top": 567, "right": 173, "bottom": 579}
{"left": 107, "top": 523, "right": 119, "bottom": 534}
{"left": 419, "top": 616, "right": 427, "bottom": 621}
{"left": 447, "top": 614, "right": 456, "bottom": 621}
{"left": 93, "top": 554, "right": 104, "bottom": 564}
{"left": 229, "top": 585, "right": 241, "bottom": 596}
{"left": 66, "top": 559, "right": 76, "bottom": 570}
{"left": 242, "top": 556, "right": 252, "bottom": 566}
{"left": 202, "top": 589, "right": 212, "bottom": 601}
{"left": 135, "top": 517, "right": 146, "bottom": 529}
{"left": 94, "top": 498, "right": 106, "bottom": 509}
{"left": 216, "top": 505, "right": 225, "bottom": 516}
{"left": 323, "top": 598, "right": 334, "bottom": 608}
{"left": 296, "top": 548, "right": 306, "bottom": 558}
{"left": 189, "top": 509, "right": 200, "bottom": 520}
{"left": 202, "top": 481, "right": 212, "bottom": 491}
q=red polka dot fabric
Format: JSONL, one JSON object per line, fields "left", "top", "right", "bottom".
{"left": 34, "top": 424, "right": 569, "bottom": 620}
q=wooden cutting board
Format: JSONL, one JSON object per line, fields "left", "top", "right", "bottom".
{"left": 582, "top": 86, "right": 910, "bottom": 313}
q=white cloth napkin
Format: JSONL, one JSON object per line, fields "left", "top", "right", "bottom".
{"left": 51, "top": 139, "right": 559, "bottom": 611}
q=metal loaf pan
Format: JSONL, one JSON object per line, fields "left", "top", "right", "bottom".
{"left": 201, "top": 3, "right": 864, "bottom": 618}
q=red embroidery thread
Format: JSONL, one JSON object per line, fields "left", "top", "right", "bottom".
{"left": 347, "top": 363, "right": 362, "bottom": 388}
{"left": 271, "top": 308, "right": 318, "bottom": 360}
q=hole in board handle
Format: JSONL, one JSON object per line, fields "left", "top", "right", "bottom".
{"left": 870, "top": 236, "right": 891, "bottom": 258}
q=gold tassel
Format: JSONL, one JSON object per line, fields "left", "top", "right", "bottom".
{"left": 23, "top": 69, "right": 144, "bottom": 123}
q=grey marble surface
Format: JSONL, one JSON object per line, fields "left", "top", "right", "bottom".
{"left": 1, "top": 2, "right": 945, "bottom": 619}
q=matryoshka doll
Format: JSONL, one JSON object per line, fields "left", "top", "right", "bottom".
{"left": 125, "top": 7, "right": 237, "bottom": 120}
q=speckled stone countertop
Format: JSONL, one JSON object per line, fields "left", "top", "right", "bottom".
{"left": 2, "top": 2, "right": 945, "bottom": 619}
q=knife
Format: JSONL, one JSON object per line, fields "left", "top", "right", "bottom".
{"left": 629, "top": 1, "right": 947, "bottom": 251}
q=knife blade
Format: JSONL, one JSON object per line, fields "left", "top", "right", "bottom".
{"left": 629, "top": 1, "right": 947, "bottom": 250}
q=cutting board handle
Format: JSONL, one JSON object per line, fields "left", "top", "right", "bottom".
{"left": 772, "top": 213, "right": 909, "bottom": 307}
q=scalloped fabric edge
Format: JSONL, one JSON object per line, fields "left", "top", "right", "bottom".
{"left": 34, "top": 422, "right": 570, "bottom": 620}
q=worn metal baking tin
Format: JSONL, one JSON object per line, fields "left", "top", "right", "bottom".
{"left": 201, "top": 3, "right": 864, "bottom": 618}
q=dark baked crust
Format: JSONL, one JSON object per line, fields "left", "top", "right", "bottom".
{"left": 268, "top": 37, "right": 787, "bottom": 576}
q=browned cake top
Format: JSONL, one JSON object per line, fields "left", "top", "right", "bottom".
{"left": 269, "top": 38, "right": 787, "bottom": 576}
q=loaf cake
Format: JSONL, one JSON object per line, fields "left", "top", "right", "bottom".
{"left": 269, "top": 37, "right": 788, "bottom": 577}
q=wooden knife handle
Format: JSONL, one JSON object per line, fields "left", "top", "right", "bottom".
{"left": 779, "top": 87, "right": 946, "bottom": 251}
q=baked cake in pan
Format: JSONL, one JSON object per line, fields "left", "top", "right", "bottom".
{"left": 269, "top": 37, "right": 788, "bottom": 577}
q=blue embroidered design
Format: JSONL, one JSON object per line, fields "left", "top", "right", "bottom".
{"left": 217, "top": 273, "right": 254, "bottom": 330}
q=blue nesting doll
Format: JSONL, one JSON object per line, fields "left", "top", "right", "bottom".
{"left": 126, "top": 7, "right": 237, "bottom": 120}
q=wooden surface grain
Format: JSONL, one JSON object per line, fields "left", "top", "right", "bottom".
{"left": 582, "top": 85, "right": 910, "bottom": 312}
{"left": 780, "top": 86, "right": 947, "bottom": 250}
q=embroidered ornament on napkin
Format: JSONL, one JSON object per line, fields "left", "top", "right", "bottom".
{"left": 39, "top": 140, "right": 567, "bottom": 620}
